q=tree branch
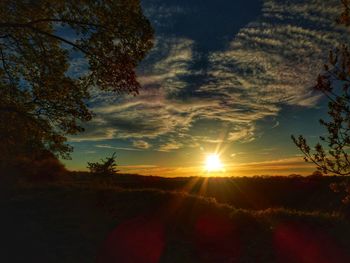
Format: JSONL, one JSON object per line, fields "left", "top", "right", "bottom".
{"left": 28, "top": 26, "right": 91, "bottom": 55}
{"left": 26, "top": 18, "right": 104, "bottom": 29}
{"left": 0, "top": 45, "right": 15, "bottom": 86}
{"left": 0, "top": 22, "right": 91, "bottom": 55}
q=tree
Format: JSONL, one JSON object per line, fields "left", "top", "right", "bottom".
{"left": 338, "top": 0, "right": 350, "bottom": 25}
{"left": 87, "top": 152, "right": 119, "bottom": 176}
{"left": 292, "top": 0, "right": 350, "bottom": 203}
{"left": 292, "top": 46, "right": 350, "bottom": 176}
{"left": 0, "top": 0, "right": 154, "bottom": 166}
{"left": 309, "top": 171, "right": 323, "bottom": 178}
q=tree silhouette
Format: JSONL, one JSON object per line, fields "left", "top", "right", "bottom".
{"left": 338, "top": 0, "right": 350, "bottom": 25}
{"left": 87, "top": 152, "right": 119, "bottom": 176}
{"left": 0, "top": 0, "right": 154, "bottom": 166}
{"left": 292, "top": 45, "right": 350, "bottom": 176}
{"left": 292, "top": 0, "right": 350, "bottom": 203}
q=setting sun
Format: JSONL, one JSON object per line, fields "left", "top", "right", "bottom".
{"left": 205, "top": 154, "right": 224, "bottom": 172}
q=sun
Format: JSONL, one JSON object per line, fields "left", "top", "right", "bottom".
{"left": 205, "top": 154, "right": 224, "bottom": 172}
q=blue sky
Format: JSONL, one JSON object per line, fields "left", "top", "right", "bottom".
{"left": 64, "top": 0, "right": 349, "bottom": 176}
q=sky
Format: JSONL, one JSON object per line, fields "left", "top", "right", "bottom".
{"left": 63, "top": 0, "right": 350, "bottom": 177}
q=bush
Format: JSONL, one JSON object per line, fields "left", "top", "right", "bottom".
{"left": 87, "top": 153, "right": 119, "bottom": 176}
{"left": 1, "top": 150, "right": 67, "bottom": 183}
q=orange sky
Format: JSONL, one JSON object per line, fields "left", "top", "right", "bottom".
{"left": 116, "top": 157, "right": 316, "bottom": 177}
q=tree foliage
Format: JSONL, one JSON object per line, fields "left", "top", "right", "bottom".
{"left": 292, "top": 46, "right": 350, "bottom": 176}
{"left": 338, "top": 0, "right": 350, "bottom": 25}
{"left": 0, "top": 0, "right": 154, "bottom": 164}
{"left": 87, "top": 152, "right": 119, "bottom": 176}
{"left": 292, "top": 0, "right": 350, "bottom": 203}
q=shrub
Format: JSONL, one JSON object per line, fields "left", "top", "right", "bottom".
{"left": 1, "top": 150, "right": 67, "bottom": 183}
{"left": 87, "top": 153, "right": 119, "bottom": 176}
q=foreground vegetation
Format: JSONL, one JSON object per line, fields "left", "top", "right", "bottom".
{"left": 2, "top": 174, "right": 350, "bottom": 263}
{"left": 67, "top": 172, "right": 350, "bottom": 213}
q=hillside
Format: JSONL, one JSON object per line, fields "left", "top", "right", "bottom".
{"left": 1, "top": 175, "right": 350, "bottom": 263}
{"left": 69, "top": 173, "right": 349, "bottom": 212}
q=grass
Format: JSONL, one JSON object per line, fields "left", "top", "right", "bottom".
{"left": 2, "top": 174, "right": 350, "bottom": 262}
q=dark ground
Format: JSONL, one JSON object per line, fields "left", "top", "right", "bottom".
{"left": 70, "top": 173, "right": 350, "bottom": 212}
{"left": 1, "top": 174, "right": 350, "bottom": 262}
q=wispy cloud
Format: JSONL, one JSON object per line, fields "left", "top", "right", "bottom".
{"left": 133, "top": 140, "right": 151, "bottom": 149}
{"left": 69, "top": 127, "right": 116, "bottom": 142}
{"left": 71, "top": 0, "right": 349, "bottom": 152}
{"left": 158, "top": 140, "right": 183, "bottom": 152}
{"left": 231, "top": 157, "right": 315, "bottom": 174}
{"left": 95, "top": 144, "right": 143, "bottom": 152}
{"left": 198, "top": 0, "right": 347, "bottom": 141}
{"left": 117, "top": 157, "right": 315, "bottom": 177}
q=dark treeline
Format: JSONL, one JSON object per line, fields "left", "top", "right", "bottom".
{"left": 69, "top": 173, "right": 348, "bottom": 212}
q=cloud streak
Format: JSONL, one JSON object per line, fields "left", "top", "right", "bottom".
{"left": 117, "top": 157, "right": 315, "bottom": 177}
{"left": 133, "top": 140, "right": 151, "bottom": 149}
{"left": 95, "top": 144, "right": 143, "bottom": 152}
{"left": 72, "top": 0, "right": 349, "bottom": 152}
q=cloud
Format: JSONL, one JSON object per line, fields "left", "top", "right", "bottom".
{"left": 206, "top": 0, "right": 346, "bottom": 107}
{"left": 158, "top": 140, "right": 183, "bottom": 152}
{"left": 231, "top": 157, "right": 315, "bottom": 172}
{"left": 228, "top": 124, "right": 256, "bottom": 142}
{"left": 72, "top": 0, "right": 349, "bottom": 150}
{"left": 95, "top": 144, "right": 143, "bottom": 152}
{"left": 84, "top": 150, "right": 96, "bottom": 154}
{"left": 198, "top": 0, "right": 348, "bottom": 140}
{"left": 117, "top": 157, "right": 315, "bottom": 177}
{"left": 138, "top": 36, "right": 195, "bottom": 94}
{"left": 69, "top": 127, "right": 116, "bottom": 142}
{"left": 272, "top": 121, "right": 280, "bottom": 129}
{"left": 72, "top": 37, "right": 197, "bottom": 145}
{"left": 133, "top": 140, "right": 151, "bottom": 149}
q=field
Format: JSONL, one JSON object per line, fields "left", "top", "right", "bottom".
{"left": 1, "top": 173, "right": 350, "bottom": 263}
